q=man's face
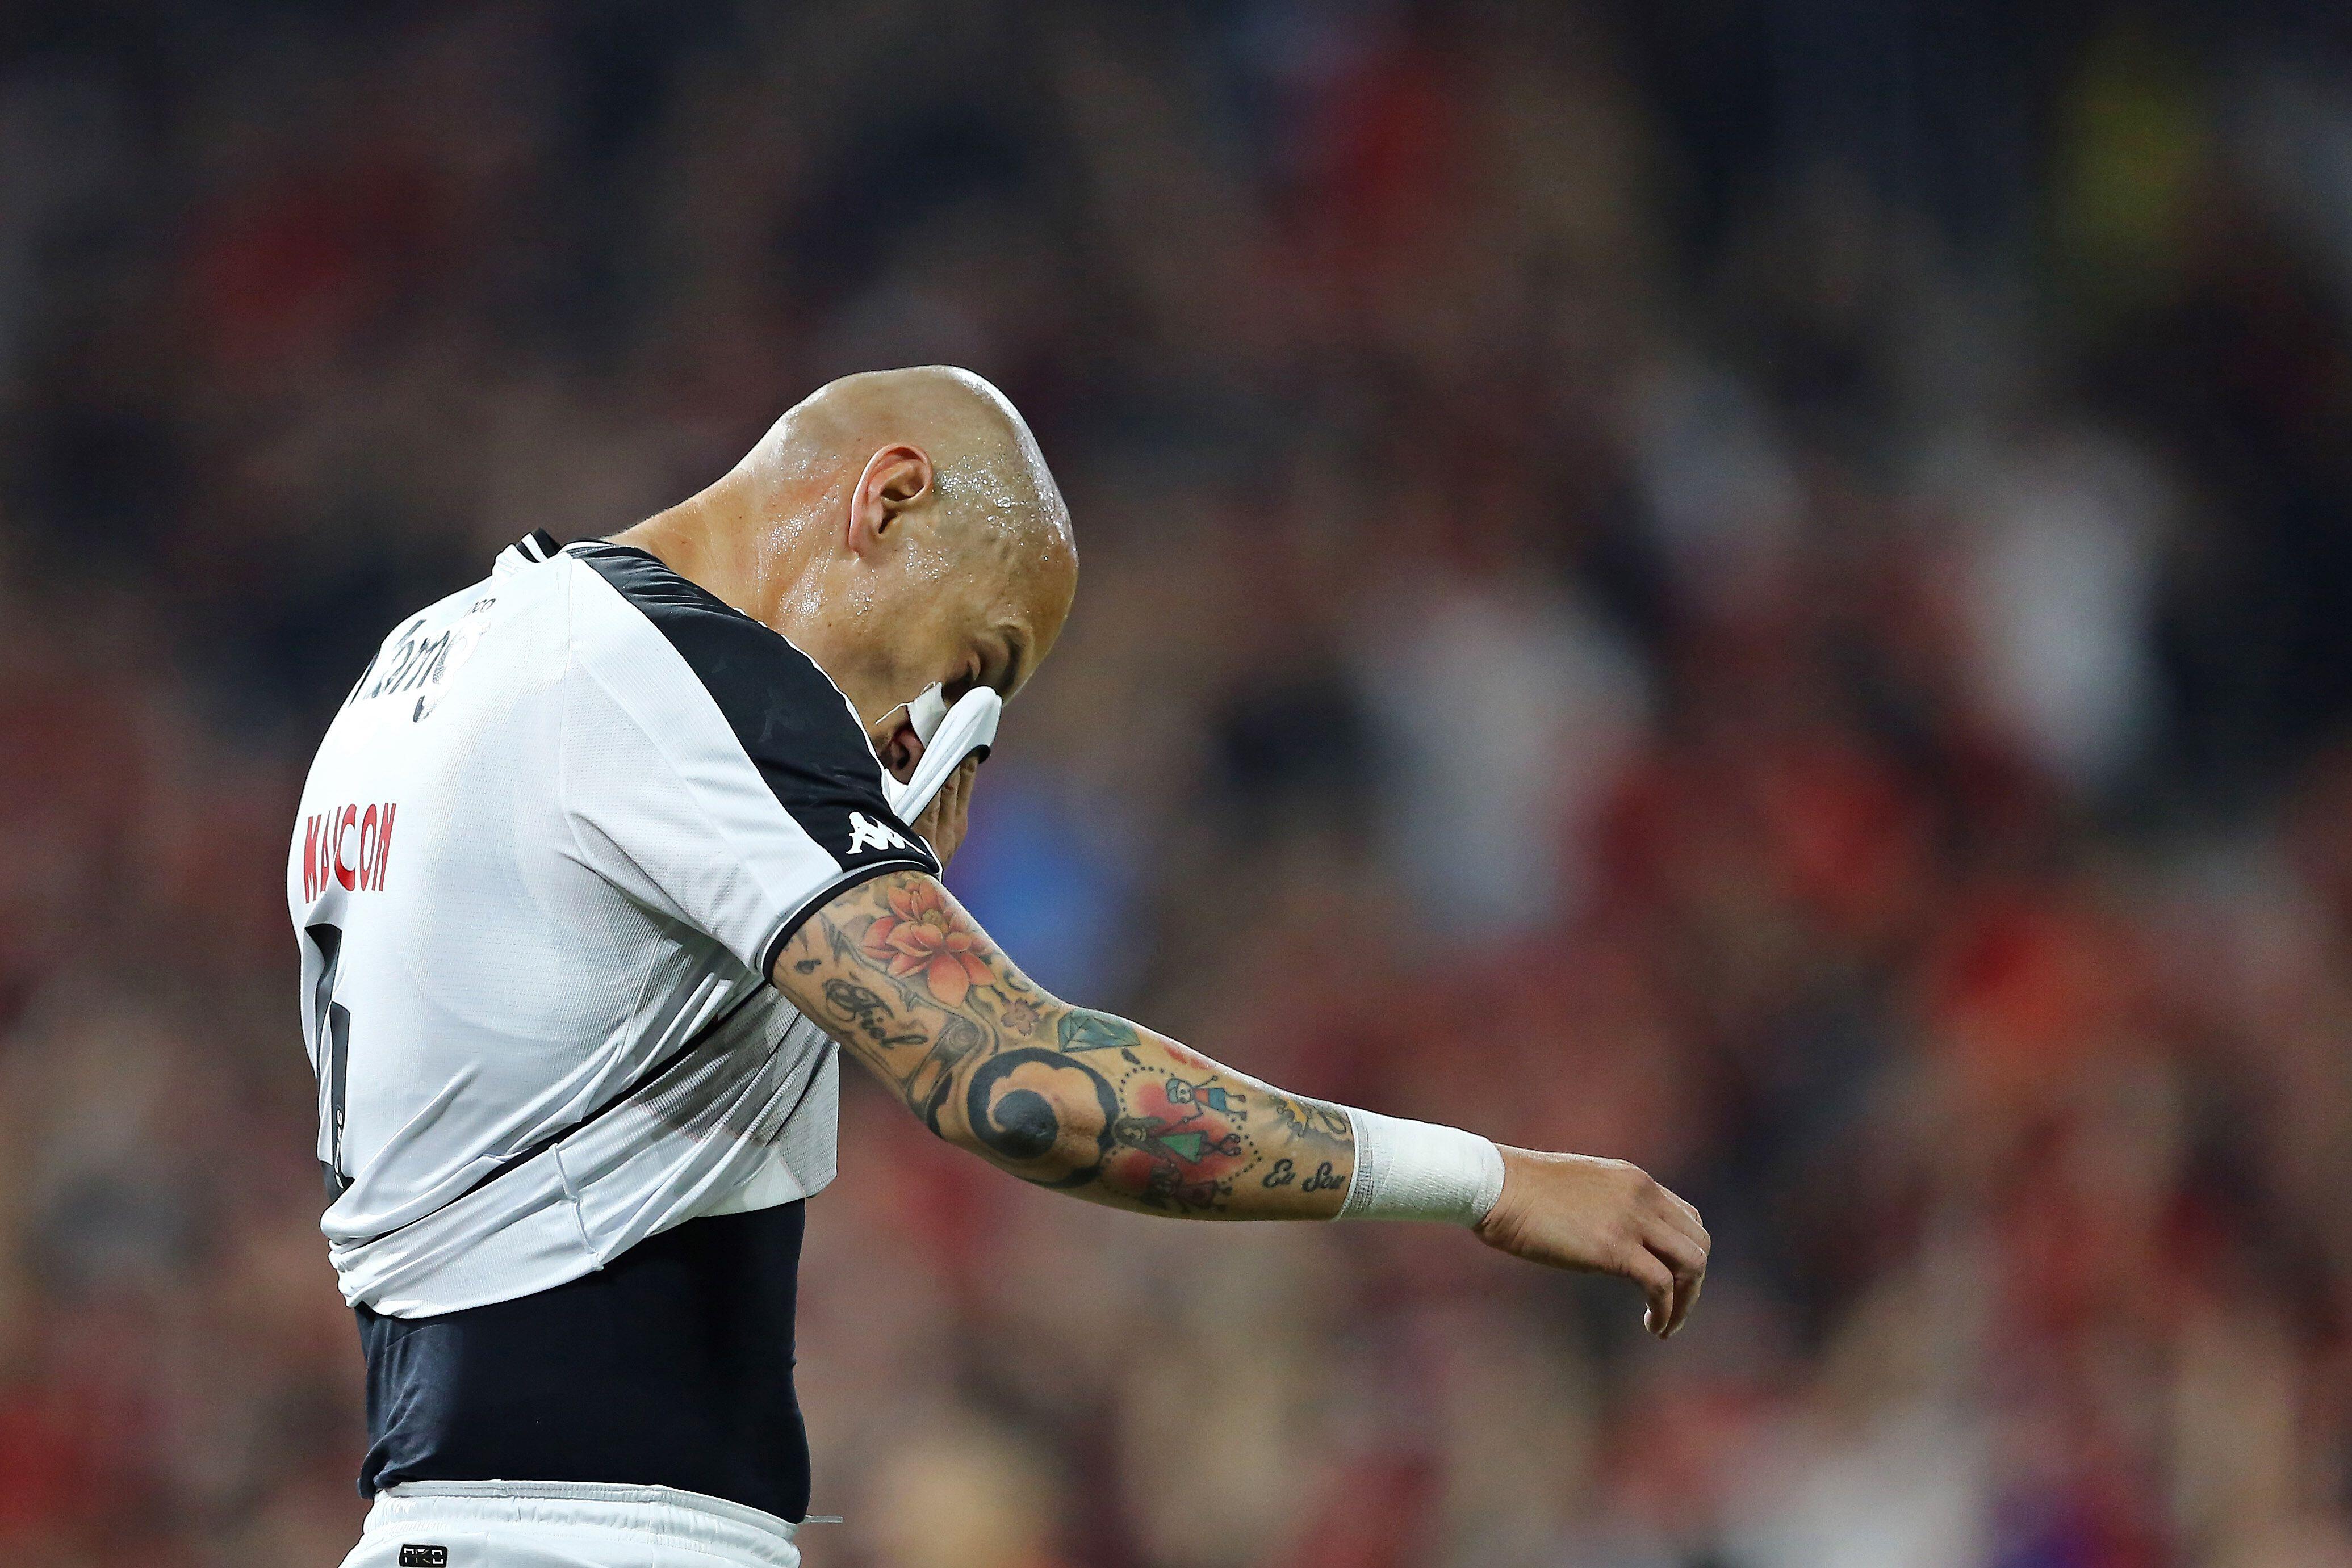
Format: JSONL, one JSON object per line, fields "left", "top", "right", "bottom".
{"left": 857, "top": 536, "right": 1073, "bottom": 781}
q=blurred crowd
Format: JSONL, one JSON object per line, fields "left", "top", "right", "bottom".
{"left": 5, "top": 2, "right": 2352, "bottom": 1565}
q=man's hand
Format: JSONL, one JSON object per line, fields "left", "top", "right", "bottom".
{"left": 909, "top": 755, "right": 980, "bottom": 867}
{"left": 1474, "top": 1148, "right": 1709, "bottom": 1339}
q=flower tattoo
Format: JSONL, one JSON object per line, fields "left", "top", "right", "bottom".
{"left": 860, "top": 878, "right": 994, "bottom": 1007}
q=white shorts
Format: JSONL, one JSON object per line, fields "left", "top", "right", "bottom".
{"left": 340, "top": 1481, "right": 802, "bottom": 1568}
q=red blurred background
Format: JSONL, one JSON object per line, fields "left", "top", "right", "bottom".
{"left": 3, "top": 3, "right": 2352, "bottom": 1565}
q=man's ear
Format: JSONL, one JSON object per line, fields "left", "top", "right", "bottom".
{"left": 847, "top": 444, "right": 933, "bottom": 558}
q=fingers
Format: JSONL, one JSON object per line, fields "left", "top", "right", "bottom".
{"left": 1624, "top": 1244, "right": 1675, "bottom": 1339}
{"left": 1623, "top": 1171, "right": 1706, "bottom": 1339}
{"left": 914, "top": 757, "right": 975, "bottom": 829}
{"left": 943, "top": 756, "right": 976, "bottom": 814}
{"left": 919, "top": 756, "right": 982, "bottom": 866}
{"left": 1646, "top": 1224, "right": 1706, "bottom": 1337}
{"left": 1627, "top": 1234, "right": 1705, "bottom": 1340}
{"left": 1646, "top": 1194, "right": 1702, "bottom": 1260}
{"left": 1668, "top": 1188, "right": 1704, "bottom": 1229}
{"left": 1658, "top": 1187, "right": 1707, "bottom": 1250}
{"left": 945, "top": 756, "right": 977, "bottom": 827}
{"left": 1669, "top": 1258, "right": 1703, "bottom": 1335}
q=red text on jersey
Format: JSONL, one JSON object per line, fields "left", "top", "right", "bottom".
{"left": 302, "top": 802, "right": 397, "bottom": 901}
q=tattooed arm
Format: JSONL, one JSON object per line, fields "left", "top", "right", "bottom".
{"left": 774, "top": 869, "right": 1353, "bottom": 1216}
{"left": 771, "top": 867, "right": 1711, "bottom": 1338}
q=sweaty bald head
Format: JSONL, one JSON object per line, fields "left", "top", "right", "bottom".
{"left": 740, "top": 366, "right": 1074, "bottom": 591}
{"left": 620, "top": 367, "right": 1077, "bottom": 770}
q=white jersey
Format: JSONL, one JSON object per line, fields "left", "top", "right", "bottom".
{"left": 288, "top": 533, "right": 938, "bottom": 1318}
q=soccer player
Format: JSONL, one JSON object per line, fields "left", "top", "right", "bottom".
{"left": 291, "top": 367, "right": 1707, "bottom": 1568}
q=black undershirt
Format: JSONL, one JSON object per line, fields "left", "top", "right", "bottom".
{"left": 355, "top": 1202, "right": 811, "bottom": 1523}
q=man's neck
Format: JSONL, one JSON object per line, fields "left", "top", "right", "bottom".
{"left": 616, "top": 489, "right": 795, "bottom": 633}
{"left": 610, "top": 488, "right": 878, "bottom": 726}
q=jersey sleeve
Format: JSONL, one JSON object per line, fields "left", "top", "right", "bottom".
{"left": 560, "top": 546, "right": 939, "bottom": 975}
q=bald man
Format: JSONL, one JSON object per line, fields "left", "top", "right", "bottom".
{"left": 292, "top": 367, "right": 1706, "bottom": 1568}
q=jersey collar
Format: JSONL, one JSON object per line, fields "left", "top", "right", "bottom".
{"left": 492, "top": 530, "right": 563, "bottom": 576}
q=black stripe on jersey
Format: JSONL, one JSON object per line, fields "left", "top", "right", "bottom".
{"left": 357, "top": 1201, "right": 813, "bottom": 1523}
{"left": 568, "top": 542, "right": 939, "bottom": 887}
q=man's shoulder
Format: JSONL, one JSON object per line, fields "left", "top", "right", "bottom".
{"left": 561, "top": 542, "right": 879, "bottom": 779}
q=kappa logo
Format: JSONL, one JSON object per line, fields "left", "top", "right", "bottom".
{"left": 846, "top": 811, "right": 914, "bottom": 857}
{"left": 398, "top": 1548, "right": 449, "bottom": 1568}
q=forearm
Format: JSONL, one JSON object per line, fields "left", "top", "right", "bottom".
{"left": 781, "top": 879, "right": 1704, "bottom": 1336}
{"left": 952, "top": 997, "right": 1358, "bottom": 1218}
{"left": 780, "top": 871, "right": 1361, "bottom": 1216}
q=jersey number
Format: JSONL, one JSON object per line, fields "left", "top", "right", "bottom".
{"left": 306, "top": 923, "right": 353, "bottom": 1193}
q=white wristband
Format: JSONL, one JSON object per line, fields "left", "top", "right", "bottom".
{"left": 1337, "top": 1108, "right": 1506, "bottom": 1225}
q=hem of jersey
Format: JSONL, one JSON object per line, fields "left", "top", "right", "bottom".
{"left": 341, "top": 1174, "right": 837, "bottom": 1318}
{"left": 756, "top": 857, "right": 934, "bottom": 976}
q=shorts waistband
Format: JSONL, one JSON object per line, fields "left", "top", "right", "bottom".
{"left": 367, "top": 1481, "right": 799, "bottom": 1566}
